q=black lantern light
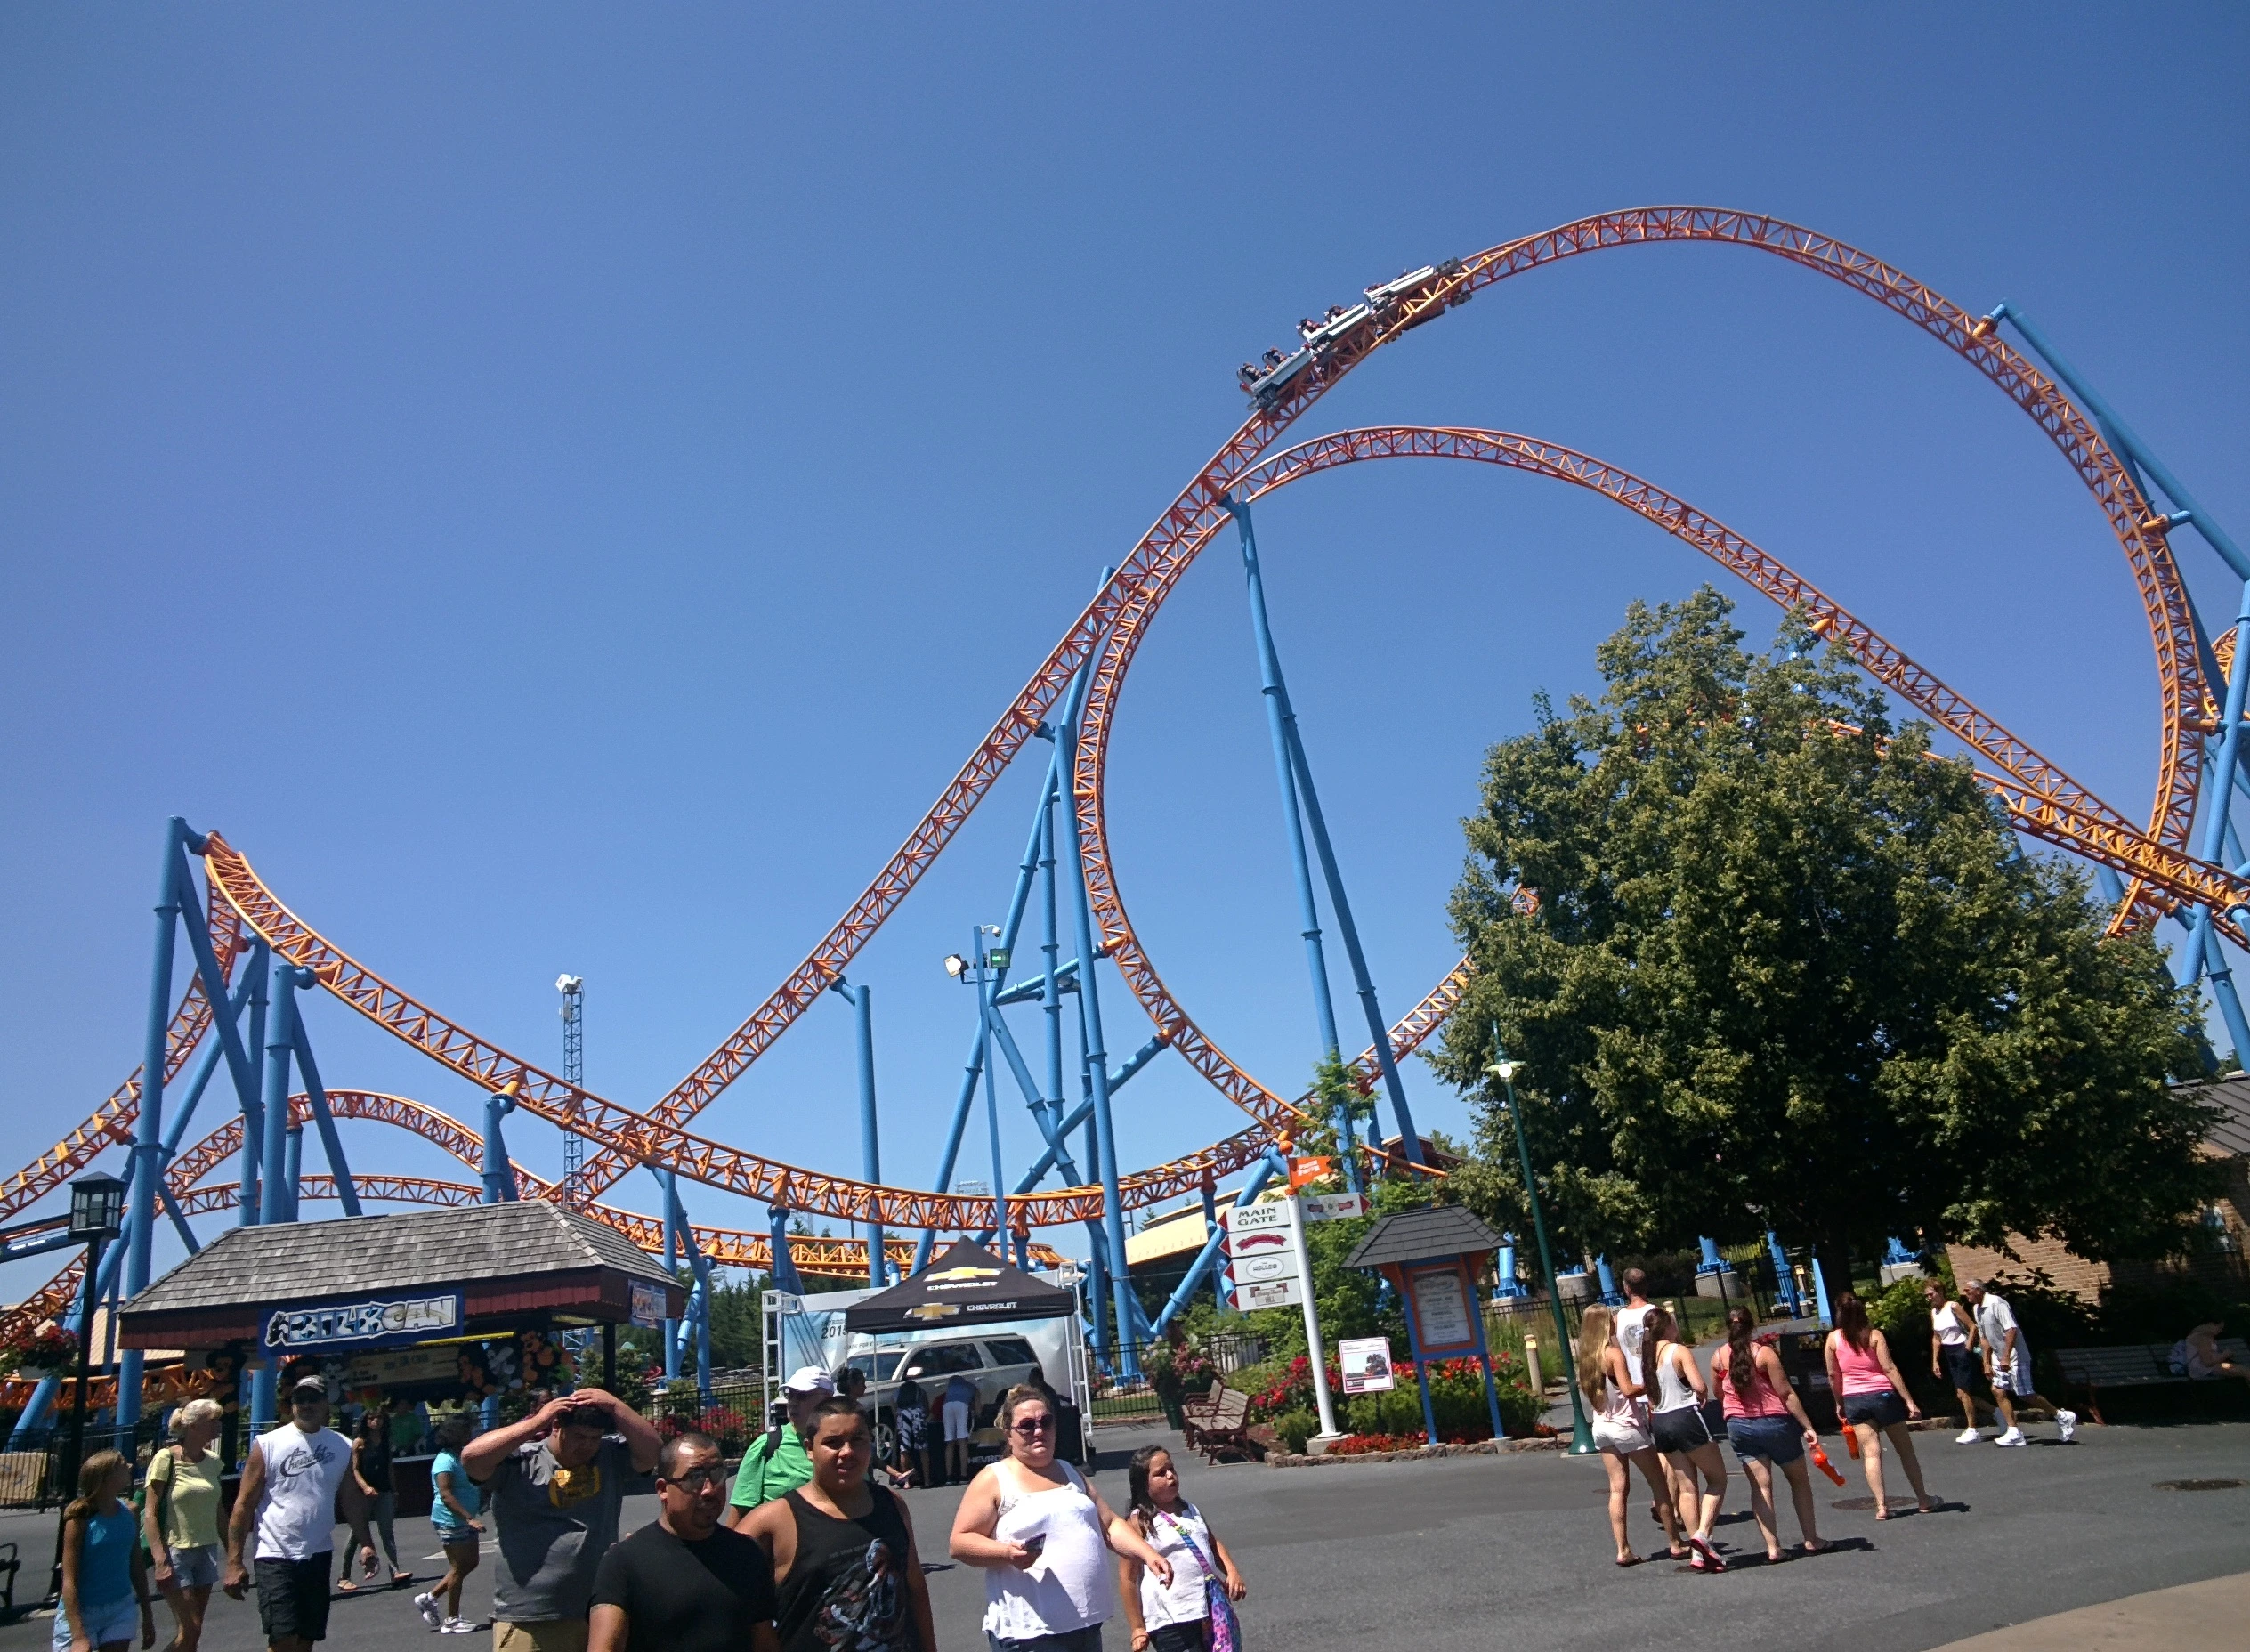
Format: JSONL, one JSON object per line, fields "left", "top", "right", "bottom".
{"left": 69, "top": 1171, "right": 125, "bottom": 1241}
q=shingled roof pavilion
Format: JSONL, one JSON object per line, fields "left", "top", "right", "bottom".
{"left": 117, "top": 1201, "right": 686, "bottom": 1352}
{"left": 1342, "top": 1205, "right": 1504, "bottom": 1272}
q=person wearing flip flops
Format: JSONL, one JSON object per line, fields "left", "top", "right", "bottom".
{"left": 1117, "top": 1446, "right": 1244, "bottom": 1652}
{"left": 1710, "top": 1308, "right": 1829, "bottom": 1564}
{"left": 1575, "top": 1304, "right": 1687, "bottom": 1568}
{"left": 1823, "top": 1294, "right": 1936, "bottom": 1521}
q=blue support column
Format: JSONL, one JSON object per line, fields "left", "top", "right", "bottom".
{"left": 1468, "top": 1283, "right": 1508, "bottom": 1444}
{"left": 768, "top": 1204, "right": 805, "bottom": 1294}
{"left": 119, "top": 820, "right": 190, "bottom": 1434}
{"left": 1227, "top": 500, "right": 1346, "bottom": 1057}
{"left": 283, "top": 1123, "right": 304, "bottom": 1222}
{"left": 1040, "top": 800, "right": 1067, "bottom": 1135}
{"left": 1811, "top": 1258, "right": 1835, "bottom": 1329}
{"left": 290, "top": 1009, "right": 360, "bottom": 1217}
{"left": 258, "top": 959, "right": 297, "bottom": 1225}
{"left": 1493, "top": 1235, "right": 1528, "bottom": 1299}
{"left": 1696, "top": 1236, "right": 1736, "bottom": 1284}
{"left": 1200, "top": 1180, "right": 1228, "bottom": 1311}
{"left": 977, "top": 932, "right": 1007, "bottom": 1221}
{"left": 1593, "top": 1255, "right": 1621, "bottom": 1307}
{"left": 1763, "top": 1233, "right": 1801, "bottom": 1316}
{"left": 239, "top": 943, "right": 270, "bottom": 1227}
{"left": 1060, "top": 679, "right": 1138, "bottom": 1381}
{"left": 481, "top": 1087, "right": 520, "bottom": 1203}
{"left": 1402, "top": 1274, "right": 1442, "bottom": 1448}
{"left": 830, "top": 981, "right": 885, "bottom": 1287}
{"left": 657, "top": 1169, "right": 681, "bottom": 1383}
{"left": 1284, "top": 723, "right": 1424, "bottom": 1166}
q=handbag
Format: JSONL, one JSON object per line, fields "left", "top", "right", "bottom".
{"left": 1154, "top": 1510, "right": 1241, "bottom": 1652}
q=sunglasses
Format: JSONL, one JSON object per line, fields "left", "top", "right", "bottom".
{"left": 662, "top": 1467, "right": 728, "bottom": 1491}
{"left": 1009, "top": 1415, "right": 1056, "bottom": 1437}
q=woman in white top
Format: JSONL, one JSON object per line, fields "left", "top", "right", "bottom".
{"left": 951, "top": 1384, "right": 1172, "bottom": 1651}
{"left": 1117, "top": 1446, "right": 1244, "bottom": 1652}
{"left": 1643, "top": 1307, "right": 1729, "bottom": 1572}
{"left": 1575, "top": 1305, "right": 1685, "bottom": 1567}
{"left": 1923, "top": 1280, "right": 1987, "bottom": 1442}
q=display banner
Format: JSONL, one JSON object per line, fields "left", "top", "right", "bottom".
{"left": 1339, "top": 1337, "right": 1396, "bottom": 1394}
{"left": 260, "top": 1292, "right": 464, "bottom": 1353}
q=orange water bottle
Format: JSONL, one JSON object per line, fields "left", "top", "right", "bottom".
{"left": 1808, "top": 1442, "right": 1847, "bottom": 1486}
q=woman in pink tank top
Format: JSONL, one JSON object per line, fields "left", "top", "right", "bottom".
{"left": 1824, "top": 1293, "right": 1935, "bottom": 1519}
{"left": 1709, "top": 1308, "right": 1826, "bottom": 1562}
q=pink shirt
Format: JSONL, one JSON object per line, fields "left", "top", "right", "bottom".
{"left": 1715, "top": 1348, "right": 1793, "bottom": 1419}
{"left": 1833, "top": 1332, "right": 1894, "bottom": 1397}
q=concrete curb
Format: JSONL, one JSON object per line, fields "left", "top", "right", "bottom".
{"left": 1264, "top": 1436, "right": 1568, "bottom": 1466}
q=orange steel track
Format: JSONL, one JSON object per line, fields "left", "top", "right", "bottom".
{"left": 6, "top": 208, "right": 2221, "bottom": 1269}
{"left": 559, "top": 206, "right": 2202, "bottom": 1200}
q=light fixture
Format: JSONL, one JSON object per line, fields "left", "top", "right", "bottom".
{"left": 1485, "top": 1059, "right": 1519, "bottom": 1083}
{"left": 556, "top": 974, "right": 583, "bottom": 994}
{"left": 69, "top": 1171, "right": 126, "bottom": 1241}
{"left": 943, "top": 954, "right": 968, "bottom": 979}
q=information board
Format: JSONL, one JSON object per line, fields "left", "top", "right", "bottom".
{"left": 1339, "top": 1336, "right": 1396, "bottom": 1395}
{"left": 1407, "top": 1264, "right": 1479, "bottom": 1356}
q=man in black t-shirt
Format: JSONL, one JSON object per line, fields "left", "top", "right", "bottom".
{"left": 589, "top": 1431, "right": 779, "bottom": 1652}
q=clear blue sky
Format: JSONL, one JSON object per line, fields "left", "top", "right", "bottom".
{"left": 4, "top": 5, "right": 2246, "bottom": 1290}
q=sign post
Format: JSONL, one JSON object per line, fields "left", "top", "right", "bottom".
{"left": 1283, "top": 1186, "right": 1341, "bottom": 1447}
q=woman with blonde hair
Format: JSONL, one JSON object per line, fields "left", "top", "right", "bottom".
{"left": 1576, "top": 1305, "right": 1684, "bottom": 1567}
{"left": 144, "top": 1399, "right": 225, "bottom": 1652}
{"left": 951, "top": 1384, "right": 1172, "bottom": 1650}
{"left": 57, "top": 1448, "right": 154, "bottom": 1652}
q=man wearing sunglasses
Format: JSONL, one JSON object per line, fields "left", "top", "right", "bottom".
{"left": 589, "top": 1432, "right": 779, "bottom": 1652}
{"left": 222, "top": 1374, "right": 380, "bottom": 1652}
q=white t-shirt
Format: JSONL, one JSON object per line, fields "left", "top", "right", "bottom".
{"left": 1137, "top": 1504, "right": 1214, "bottom": 1630}
{"left": 250, "top": 1424, "right": 354, "bottom": 1560}
{"left": 984, "top": 1462, "right": 1117, "bottom": 1638}
{"left": 1973, "top": 1293, "right": 2020, "bottom": 1355}
{"left": 1615, "top": 1304, "right": 1655, "bottom": 1369}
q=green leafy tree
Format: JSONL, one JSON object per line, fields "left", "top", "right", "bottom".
{"left": 1430, "top": 587, "right": 2215, "bottom": 1277}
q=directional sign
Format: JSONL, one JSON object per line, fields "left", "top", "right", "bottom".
{"left": 1302, "top": 1192, "right": 1367, "bottom": 1223}
{"left": 1237, "top": 1277, "right": 1303, "bottom": 1310}
{"left": 1233, "top": 1253, "right": 1296, "bottom": 1284}
{"left": 1226, "top": 1202, "right": 1288, "bottom": 1236}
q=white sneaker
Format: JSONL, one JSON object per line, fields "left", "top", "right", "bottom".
{"left": 1995, "top": 1427, "right": 2027, "bottom": 1446}
{"left": 441, "top": 1619, "right": 479, "bottom": 1635}
{"left": 414, "top": 1593, "right": 441, "bottom": 1631}
{"left": 1955, "top": 1427, "right": 1981, "bottom": 1444}
{"left": 2056, "top": 1409, "right": 2077, "bottom": 1442}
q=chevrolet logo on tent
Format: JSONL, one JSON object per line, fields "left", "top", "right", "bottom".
{"left": 926, "top": 1267, "right": 1001, "bottom": 1284}
{"left": 906, "top": 1303, "right": 961, "bottom": 1321}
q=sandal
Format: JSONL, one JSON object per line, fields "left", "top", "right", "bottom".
{"left": 1615, "top": 1553, "right": 1642, "bottom": 1568}
{"left": 1688, "top": 1536, "right": 1727, "bottom": 1572}
{"left": 1874, "top": 1507, "right": 1890, "bottom": 1521}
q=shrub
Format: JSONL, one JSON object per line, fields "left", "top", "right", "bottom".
{"left": 1272, "top": 1409, "right": 1317, "bottom": 1455}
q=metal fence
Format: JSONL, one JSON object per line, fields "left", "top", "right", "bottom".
{"left": 0, "top": 1418, "right": 174, "bottom": 1512}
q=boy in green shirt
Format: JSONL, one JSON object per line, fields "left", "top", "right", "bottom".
{"left": 724, "top": 1367, "right": 833, "bottom": 1523}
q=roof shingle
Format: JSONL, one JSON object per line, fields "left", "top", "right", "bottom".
{"left": 123, "top": 1201, "right": 676, "bottom": 1318}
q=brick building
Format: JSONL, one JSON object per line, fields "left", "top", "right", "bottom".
{"left": 1945, "top": 1076, "right": 2250, "bottom": 1304}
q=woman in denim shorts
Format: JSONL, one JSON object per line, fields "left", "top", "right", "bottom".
{"left": 1825, "top": 1292, "right": 1936, "bottom": 1519}
{"left": 1710, "top": 1308, "right": 1827, "bottom": 1562}
{"left": 144, "top": 1397, "right": 227, "bottom": 1652}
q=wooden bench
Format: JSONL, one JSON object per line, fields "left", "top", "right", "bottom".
{"left": 1195, "top": 1386, "right": 1255, "bottom": 1463}
{"left": 2054, "top": 1338, "right": 2249, "bottom": 1425}
{"left": 1179, "top": 1379, "right": 1225, "bottom": 1448}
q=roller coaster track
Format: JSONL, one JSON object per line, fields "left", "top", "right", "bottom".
{"left": 556, "top": 206, "right": 2200, "bottom": 1198}
{"left": 157, "top": 1089, "right": 1058, "bottom": 1275}
{"left": 8, "top": 207, "right": 2219, "bottom": 1266}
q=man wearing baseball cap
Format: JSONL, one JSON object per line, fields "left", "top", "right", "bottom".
{"left": 723, "top": 1368, "right": 833, "bottom": 1526}
{"left": 461, "top": 1387, "right": 661, "bottom": 1652}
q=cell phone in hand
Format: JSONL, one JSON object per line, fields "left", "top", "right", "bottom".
{"left": 1021, "top": 1534, "right": 1046, "bottom": 1561}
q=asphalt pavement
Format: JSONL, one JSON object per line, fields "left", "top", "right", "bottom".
{"left": 2, "top": 1419, "right": 2245, "bottom": 1650}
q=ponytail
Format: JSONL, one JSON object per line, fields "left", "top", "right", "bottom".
{"left": 1639, "top": 1306, "right": 1676, "bottom": 1397}
{"left": 63, "top": 1449, "right": 126, "bottom": 1526}
{"left": 1724, "top": 1307, "right": 1759, "bottom": 1402}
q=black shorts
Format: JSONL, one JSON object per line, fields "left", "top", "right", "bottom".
{"left": 255, "top": 1554, "right": 333, "bottom": 1642}
{"left": 1940, "top": 1344, "right": 1980, "bottom": 1391}
{"left": 1842, "top": 1389, "right": 1910, "bottom": 1429}
{"left": 1651, "top": 1399, "right": 1721, "bottom": 1454}
{"left": 1150, "top": 1624, "right": 1208, "bottom": 1652}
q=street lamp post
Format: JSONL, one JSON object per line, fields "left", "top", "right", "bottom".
{"left": 1485, "top": 1027, "right": 1594, "bottom": 1455}
{"left": 52, "top": 1170, "right": 126, "bottom": 1599}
